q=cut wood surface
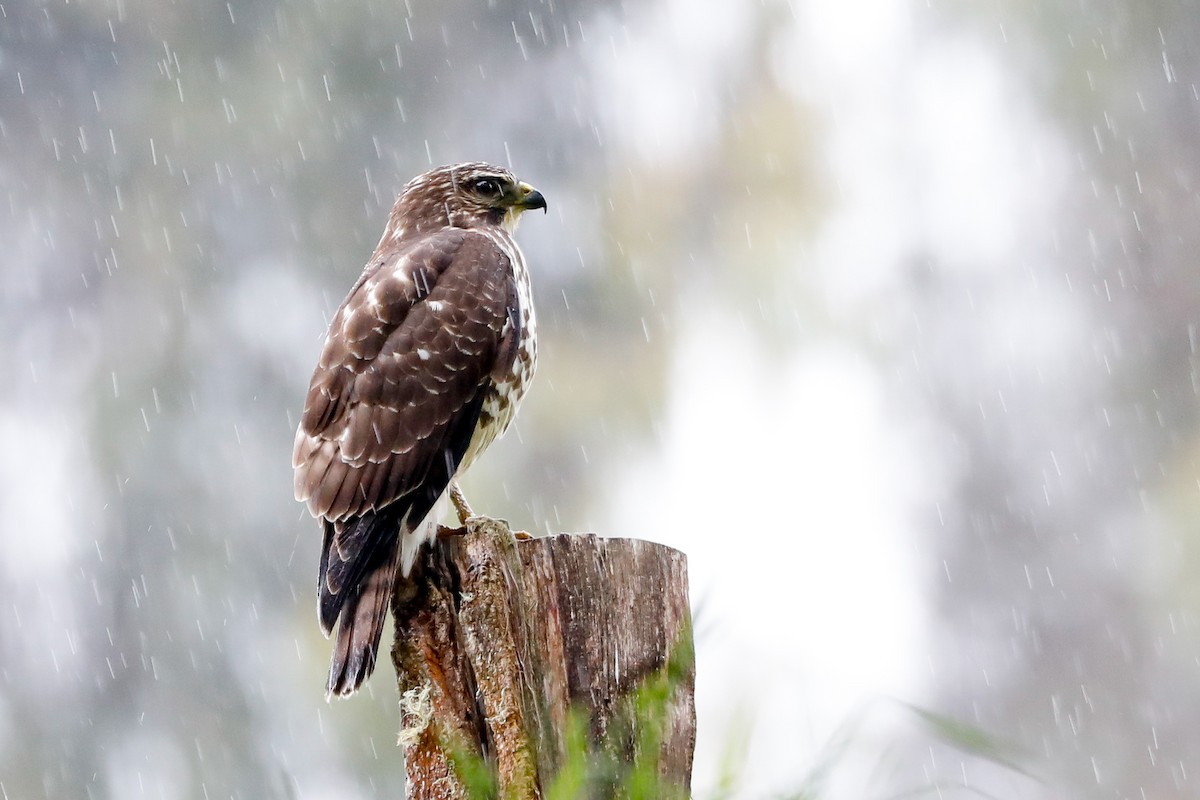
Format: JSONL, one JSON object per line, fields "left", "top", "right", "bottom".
{"left": 391, "top": 517, "right": 695, "bottom": 799}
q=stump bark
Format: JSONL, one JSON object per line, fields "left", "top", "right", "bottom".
{"left": 391, "top": 517, "right": 695, "bottom": 799}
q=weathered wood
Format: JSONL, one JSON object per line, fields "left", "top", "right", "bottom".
{"left": 391, "top": 517, "right": 695, "bottom": 799}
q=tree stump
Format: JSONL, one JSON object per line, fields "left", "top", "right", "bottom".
{"left": 391, "top": 517, "right": 695, "bottom": 799}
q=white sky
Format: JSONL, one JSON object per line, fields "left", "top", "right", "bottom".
{"left": 601, "top": 0, "right": 1067, "bottom": 795}
{"left": 614, "top": 308, "right": 929, "bottom": 795}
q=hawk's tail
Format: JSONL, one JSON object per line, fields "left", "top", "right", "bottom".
{"left": 325, "top": 541, "right": 401, "bottom": 697}
{"left": 318, "top": 503, "right": 443, "bottom": 698}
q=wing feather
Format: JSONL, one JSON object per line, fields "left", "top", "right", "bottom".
{"left": 293, "top": 227, "right": 513, "bottom": 522}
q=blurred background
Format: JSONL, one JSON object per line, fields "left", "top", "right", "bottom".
{"left": 3, "top": 0, "right": 1199, "bottom": 797}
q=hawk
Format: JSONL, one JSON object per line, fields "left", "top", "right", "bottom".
{"left": 293, "top": 162, "right": 546, "bottom": 696}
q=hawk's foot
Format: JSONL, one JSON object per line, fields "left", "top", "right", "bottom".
{"left": 436, "top": 523, "right": 467, "bottom": 540}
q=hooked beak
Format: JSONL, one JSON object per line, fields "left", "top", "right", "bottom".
{"left": 513, "top": 181, "right": 547, "bottom": 214}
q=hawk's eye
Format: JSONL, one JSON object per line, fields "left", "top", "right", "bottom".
{"left": 470, "top": 178, "right": 504, "bottom": 197}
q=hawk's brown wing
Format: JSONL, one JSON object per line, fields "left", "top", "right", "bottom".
{"left": 293, "top": 227, "right": 514, "bottom": 523}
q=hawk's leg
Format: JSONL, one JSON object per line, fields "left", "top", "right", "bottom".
{"left": 446, "top": 482, "right": 533, "bottom": 540}
{"left": 449, "top": 481, "right": 474, "bottom": 525}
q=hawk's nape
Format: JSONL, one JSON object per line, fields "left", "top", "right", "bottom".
{"left": 293, "top": 162, "right": 545, "bottom": 697}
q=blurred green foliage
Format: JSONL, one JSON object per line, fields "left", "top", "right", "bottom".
{"left": 443, "top": 632, "right": 694, "bottom": 800}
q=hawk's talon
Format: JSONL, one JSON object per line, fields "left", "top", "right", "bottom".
{"left": 437, "top": 524, "right": 468, "bottom": 540}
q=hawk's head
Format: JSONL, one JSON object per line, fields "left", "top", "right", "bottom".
{"left": 384, "top": 162, "right": 547, "bottom": 241}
